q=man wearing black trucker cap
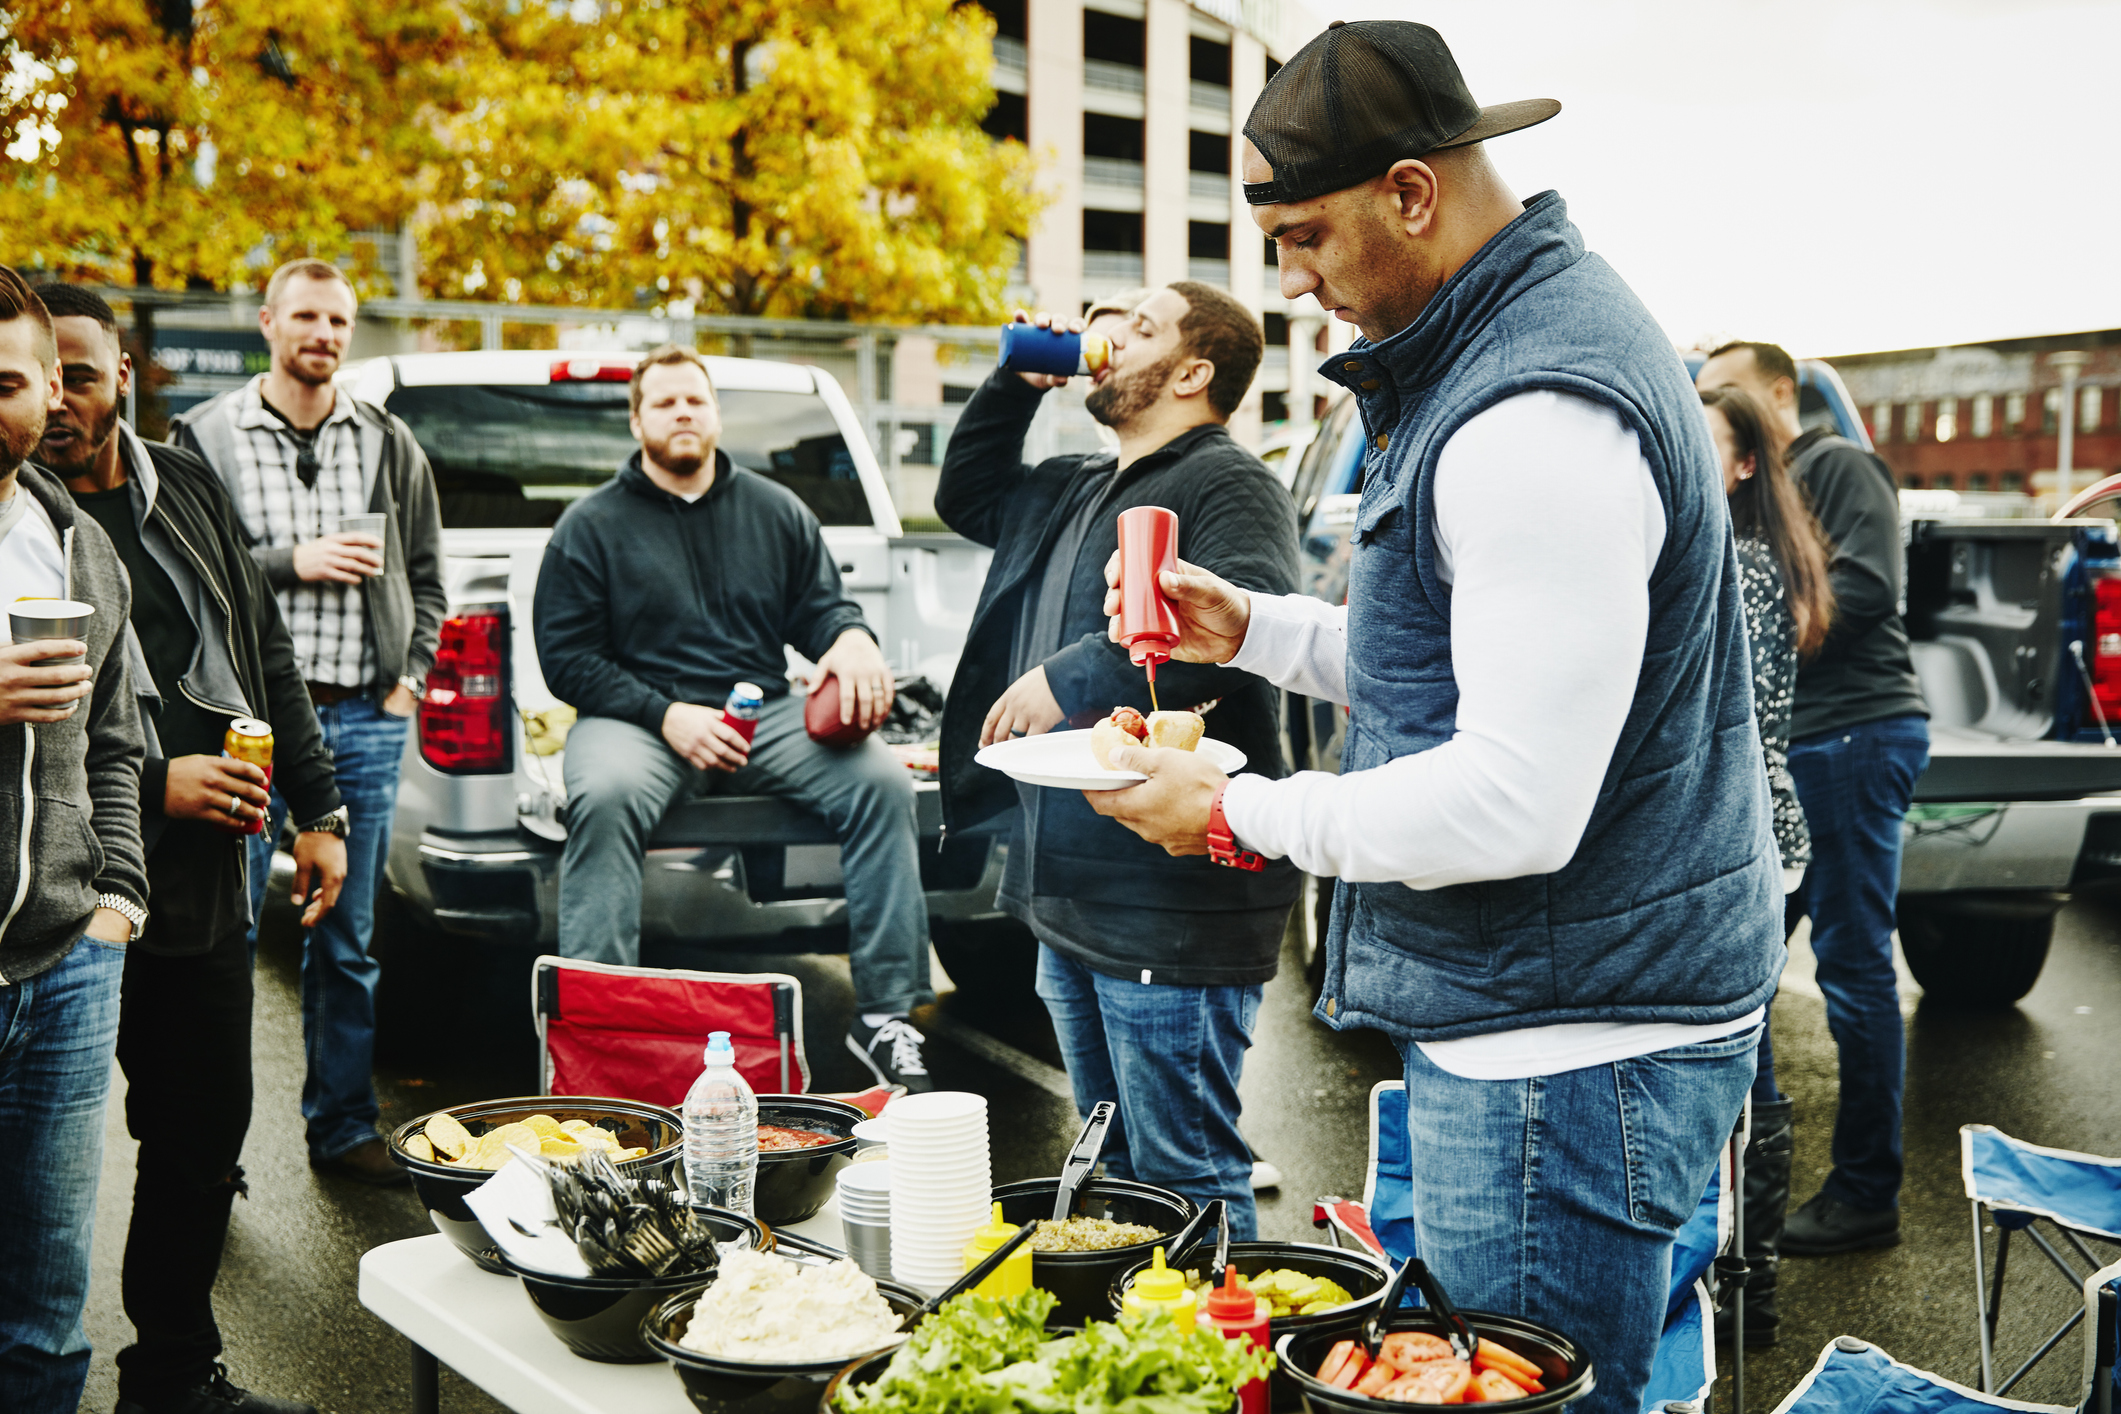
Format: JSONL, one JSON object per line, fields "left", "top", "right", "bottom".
{"left": 1086, "top": 23, "right": 1784, "bottom": 1414}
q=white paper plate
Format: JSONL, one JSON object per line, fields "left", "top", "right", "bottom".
{"left": 975, "top": 728, "right": 1247, "bottom": 792}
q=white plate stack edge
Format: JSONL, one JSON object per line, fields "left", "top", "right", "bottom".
{"left": 883, "top": 1091, "right": 992, "bottom": 1296}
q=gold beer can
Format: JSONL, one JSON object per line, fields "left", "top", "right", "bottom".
{"left": 225, "top": 717, "right": 274, "bottom": 768}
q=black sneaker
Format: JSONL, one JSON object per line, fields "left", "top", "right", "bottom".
{"left": 846, "top": 1017, "right": 935, "bottom": 1093}
{"left": 1780, "top": 1193, "right": 1901, "bottom": 1256}
{"left": 116, "top": 1364, "right": 319, "bottom": 1414}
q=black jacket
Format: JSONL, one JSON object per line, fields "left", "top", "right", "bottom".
{"left": 936, "top": 372, "right": 1301, "bottom": 918}
{"left": 1787, "top": 429, "right": 1928, "bottom": 740}
{"left": 533, "top": 452, "right": 871, "bottom": 730}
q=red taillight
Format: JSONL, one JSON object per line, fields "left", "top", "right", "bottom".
{"left": 2093, "top": 578, "right": 2121, "bottom": 716}
{"left": 549, "top": 358, "right": 634, "bottom": 383}
{"left": 420, "top": 613, "right": 510, "bottom": 773}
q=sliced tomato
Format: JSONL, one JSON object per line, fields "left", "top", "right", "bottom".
{"left": 1380, "top": 1332, "right": 1454, "bottom": 1368}
{"left": 1353, "top": 1361, "right": 1400, "bottom": 1397}
{"left": 1475, "top": 1339, "right": 1543, "bottom": 1384}
{"left": 1472, "top": 1357, "right": 1544, "bottom": 1395}
{"left": 1318, "top": 1341, "right": 1361, "bottom": 1386}
{"left": 1330, "top": 1353, "right": 1371, "bottom": 1390}
{"left": 1470, "top": 1370, "right": 1527, "bottom": 1403}
{"left": 1382, "top": 1360, "right": 1470, "bottom": 1404}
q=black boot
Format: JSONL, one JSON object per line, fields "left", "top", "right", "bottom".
{"left": 1716, "top": 1098, "right": 1794, "bottom": 1349}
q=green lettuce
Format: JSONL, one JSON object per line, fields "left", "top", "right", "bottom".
{"left": 838, "top": 1292, "right": 1273, "bottom": 1414}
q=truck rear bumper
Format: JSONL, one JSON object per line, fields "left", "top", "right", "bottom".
{"left": 1899, "top": 795, "right": 2121, "bottom": 894}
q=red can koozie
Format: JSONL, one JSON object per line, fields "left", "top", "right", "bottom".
{"left": 1117, "top": 506, "right": 1180, "bottom": 678}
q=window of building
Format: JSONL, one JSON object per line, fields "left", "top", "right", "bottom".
{"left": 982, "top": 91, "right": 1027, "bottom": 144}
{"left": 1265, "top": 56, "right": 1281, "bottom": 82}
{"left": 2083, "top": 385, "right": 2104, "bottom": 433}
{"left": 1189, "top": 129, "right": 1229, "bottom": 174}
{"left": 1190, "top": 36, "right": 1232, "bottom": 86}
{"left": 1972, "top": 393, "right": 1993, "bottom": 438}
{"left": 2002, "top": 471, "right": 2024, "bottom": 492}
{"left": 2044, "top": 388, "right": 2063, "bottom": 434}
{"left": 1872, "top": 401, "right": 1892, "bottom": 443}
{"left": 1188, "top": 221, "right": 1228, "bottom": 260}
{"left": 1261, "top": 390, "right": 1288, "bottom": 422}
{"left": 1967, "top": 472, "right": 1990, "bottom": 491}
{"left": 1264, "top": 312, "right": 1289, "bottom": 346}
{"left": 1900, "top": 473, "right": 1924, "bottom": 489}
{"left": 942, "top": 384, "right": 977, "bottom": 405}
{"left": 1904, "top": 402, "right": 1924, "bottom": 442}
{"left": 1935, "top": 398, "right": 1957, "bottom": 443}
{"left": 2005, "top": 391, "right": 2026, "bottom": 432}
{"left": 1084, "top": 11, "right": 1145, "bottom": 66}
{"left": 967, "top": 0, "right": 1026, "bottom": 41}
{"left": 1264, "top": 236, "right": 1278, "bottom": 267}
{"left": 1082, "top": 208, "right": 1144, "bottom": 252}
{"left": 1084, "top": 113, "right": 1144, "bottom": 161}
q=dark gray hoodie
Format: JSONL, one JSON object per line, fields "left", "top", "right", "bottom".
{"left": 0, "top": 464, "right": 148, "bottom": 985}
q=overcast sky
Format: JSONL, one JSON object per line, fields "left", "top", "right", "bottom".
{"left": 1292, "top": 0, "right": 2121, "bottom": 358}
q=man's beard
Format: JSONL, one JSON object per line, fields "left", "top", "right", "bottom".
{"left": 284, "top": 349, "right": 340, "bottom": 387}
{"left": 0, "top": 403, "right": 47, "bottom": 480}
{"left": 1085, "top": 350, "right": 1181, "bottom": 431}
{"left": 644, "top": 430, "right": 708, "bottom": 477}
{"left": 37, "top": 403, "right": 119, "bottom": 479}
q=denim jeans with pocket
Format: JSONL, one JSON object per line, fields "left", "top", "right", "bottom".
{"left": 247, "top": 694, "right": 411, "bottom": 1161}
{"left": 1034, "top": 944, "right": 1262, "bottom": 1240}
{"left": 1785, "top": 712, "right": 1929, "bottom": 1211}
{"left": 0, "top": 935, "right": 125, "bottom": 1413}
{"left": 1398, "top": 1026, "right": 1759, "bottom": 1414}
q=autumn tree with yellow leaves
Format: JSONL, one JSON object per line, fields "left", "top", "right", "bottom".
{"left": 2, "top": 0, "right": 1041, "bottom": 324}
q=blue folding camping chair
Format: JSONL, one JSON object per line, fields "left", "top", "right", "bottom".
{"left": 1964, "top": 1125, "right": 2121, "bottom": 1398}
{"left": 1312, "top": 1082, "right": 1746, "bottom": 1414}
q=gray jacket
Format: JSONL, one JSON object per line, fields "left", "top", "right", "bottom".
{"left": 0, "top": 466, "right": 149, "bottom": 986}
{"left": 169, "top": 388, "right": 448, "bottom": 700}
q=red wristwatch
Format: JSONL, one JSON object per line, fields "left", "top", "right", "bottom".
{"left": 1207, "top": 783, "right": 1266, "bottom": 872}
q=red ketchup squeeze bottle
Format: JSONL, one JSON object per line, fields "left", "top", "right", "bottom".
{"left": 1199, "top": 1264, "right": 1270, "bottom": 1414}
{"left": 1117, "top": 506, "right": 1180, "bottom": 685}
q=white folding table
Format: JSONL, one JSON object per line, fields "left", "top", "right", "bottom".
{"left": 358, "top": 1198, "right": 847, "bottom": 1414}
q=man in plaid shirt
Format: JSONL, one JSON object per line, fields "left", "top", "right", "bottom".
{"left": 171, "top": 259, "right": 446, "bottom": 1186}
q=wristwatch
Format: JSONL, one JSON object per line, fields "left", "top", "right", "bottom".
{"left": 397, "top": 674, "right": 428, "bottom": 702}
{"left": 96, "top": 893, "right": 149, "bottom": 943}
{"left": 1206, "top": 783, "right": 1265, "bottom": 872}
{"left": 296, "top": 805, "right": 352, "bottom": 839}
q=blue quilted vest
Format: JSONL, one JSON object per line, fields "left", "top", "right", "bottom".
{"left": 1316, "top": 191, "right": 1783, "bottom": 1042}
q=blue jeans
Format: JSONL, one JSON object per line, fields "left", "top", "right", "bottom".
{"left": 0, "top": 935, "right": 125, "bottom": 1413}
{"left": 247, "top": 695, "right": 411, "bottom": 1161}
{"left": 1034, "top": 944, "right": 1261, "bottom": 1240}
{"left": 1399, "top": 1028, "right": 1758, "bottom": 1414}
{"left": 1786, "top": 713, "right": 1929, "bottom": 1212}
{"left": 558, "top": 697, "right": 933, "bottom": 1014}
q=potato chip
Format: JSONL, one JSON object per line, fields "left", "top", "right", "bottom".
{"left": 487, "top": 1121, "right": 539, "bottom": 1150}
{"left": 522, "top": 1114, "right": 564, "bottom": 1139}
{"left": 576, "top": 1127, "right": 621, "bottom": 1152}
{"left": 539, "top": 1136, "right": 586, "bottom": 1158}
{"left": 404, "top": 1133, "right": 435, "bottom": 1163}
{"left": 424, "top": 1112, "right": 472, "bottom": 1161}
{"left": 616, "top": 1147, "right": 648, "bottom": 1160}
{"left": 558, "top": 1118, "right": 594, "bottom": 1135}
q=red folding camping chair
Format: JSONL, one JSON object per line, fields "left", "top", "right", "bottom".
{"left": 532, "top": 955, "right": 812, "bottom": 1108}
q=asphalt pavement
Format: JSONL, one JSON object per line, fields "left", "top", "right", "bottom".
{"left": 76, "top": 888, "right": 2121, "bottom": 1414}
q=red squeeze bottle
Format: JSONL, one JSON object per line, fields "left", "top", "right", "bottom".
{"left": 1200, "top": 1265, "right": 1271, "bottom": 1414}
{"left": 1117, "top": 506, "right": 1180, "bottom": 682}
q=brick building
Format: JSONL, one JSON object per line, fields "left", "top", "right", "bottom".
{"left": 1829, "top": 329, "right": 2121, "bottom": 499}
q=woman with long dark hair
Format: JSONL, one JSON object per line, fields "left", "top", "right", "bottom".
{"left": 1699, "top": 381, "right": 1834, "bottom": 1350}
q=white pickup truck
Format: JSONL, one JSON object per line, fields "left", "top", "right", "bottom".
{"left": 338, "top": 350, "right": 1025, "bottom": 1000}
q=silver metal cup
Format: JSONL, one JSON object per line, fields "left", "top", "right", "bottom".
{"left": 841, "top": 1215, "right": 893, "bottom": 1282}
{"left": 10, "top": 599, "right": 94, "bottom": 666}
{"left": 336, "top": 513, "right": 388, "bottom": 540}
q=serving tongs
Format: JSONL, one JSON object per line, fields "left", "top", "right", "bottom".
{"left": 1365, "top": 1258, "right": 1478, "bottom": 1365}
{"left": 1052, "top": 1101, "right": 1117, "bottom": 1221}
{"left": 1160, "top": 1198, "right": 1229, "bottom": 1279}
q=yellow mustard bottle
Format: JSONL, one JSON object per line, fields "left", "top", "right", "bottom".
{"left": 960, "top": 1201, "right": 1034, "bottom": 1298}
{"left": 1120, "top": 1246, "right": 1198, "bottom": 1329}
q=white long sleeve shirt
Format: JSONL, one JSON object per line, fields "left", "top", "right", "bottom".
{"left": 1221, "top": 390, "right": 1760, "bottom": 1078}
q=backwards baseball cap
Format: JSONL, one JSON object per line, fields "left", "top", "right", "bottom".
{"left": 1243, "top": 20, "right": 1560, "bottom": 207}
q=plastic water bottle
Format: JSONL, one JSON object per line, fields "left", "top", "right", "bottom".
{"left": 682, "top": 1031, "right": 758, "bottom": 1215}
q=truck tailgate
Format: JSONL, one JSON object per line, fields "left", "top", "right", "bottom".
{"left": 1916, "top": 731, "right": 2121, "bottom": 802}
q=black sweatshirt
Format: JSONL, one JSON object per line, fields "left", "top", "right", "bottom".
{"left": 936, "top": 372, "right": 1302, "bottom": 980}
{"left": 1787, "top": 429, "right": 1928, "bottom": 740}
{"left": 533, "top": 452, "right": 871, "bottom": 731}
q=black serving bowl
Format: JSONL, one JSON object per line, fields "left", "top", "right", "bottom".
{"left": 753, "top": 1095, "right": 865, "bottom": 1227}
{"left": 990, "top": 1177, "right": 1195, "bottom": 1326}
{"left": 1274, "top": 1307, "right": 1595, "bottom": 1414}
{"left": 387, "top": 1095, "right": 684, "bottom": 1273}
{"left": 500, "top": 1207, "right": 769, "bottom": 1363}
{"left": 1107, "top": 1242, "right": 1391, "bottom": 1410}
{"left": 645, "top": 1276, "right": 925, "bottom": 1414}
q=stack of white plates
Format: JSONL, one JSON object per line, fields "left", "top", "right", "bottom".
{"left": 837, "top": 1161, "right": 893, "bottom": 1281}
{"left": 884, "top": 1092, "right": 992, "bottom": 1296}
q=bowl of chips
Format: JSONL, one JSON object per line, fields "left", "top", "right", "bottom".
{"left": 388, "top": 1096, "right": 684, "bottom": 1273}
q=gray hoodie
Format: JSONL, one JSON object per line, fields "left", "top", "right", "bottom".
{"left": 0, "top": 465, "right": 148, "bottom": 986}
